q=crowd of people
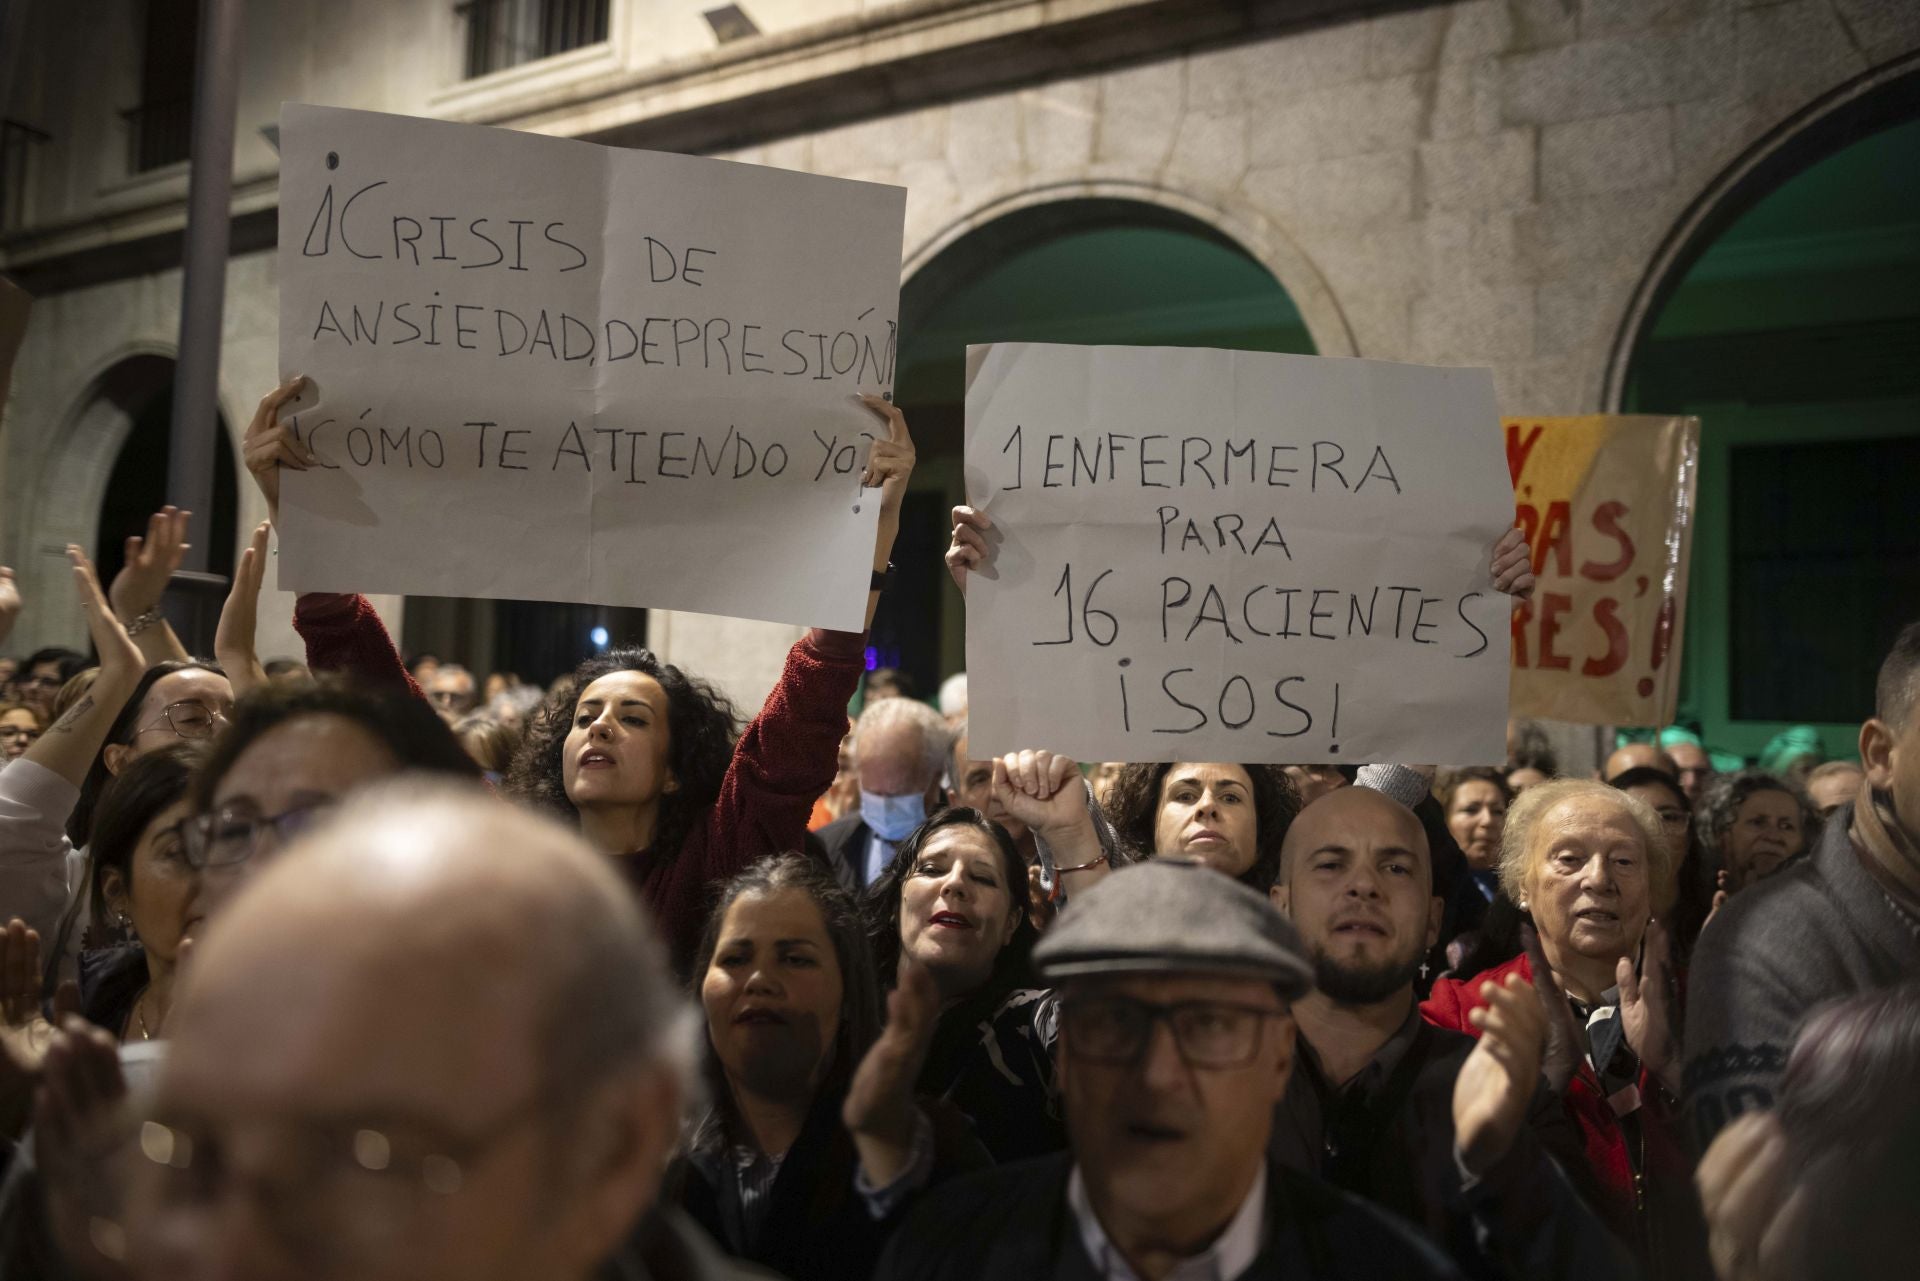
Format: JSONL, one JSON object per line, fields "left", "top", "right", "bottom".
{"left": 0, "top": 381, "right": 1912, "bottom": 1281}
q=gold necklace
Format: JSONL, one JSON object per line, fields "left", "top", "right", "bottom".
{"left": 134, "top": 989, "right": 154, "bottom": 1041}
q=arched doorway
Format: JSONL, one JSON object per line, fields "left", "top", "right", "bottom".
{"left": 1619, "top": 104, "right": 1920, "bottom": 762}
{"left": 92, "top": 358, "right": 240, "bottom": 588}
{"left": 890, "top": 198, "right": 1319, "bottom": 690}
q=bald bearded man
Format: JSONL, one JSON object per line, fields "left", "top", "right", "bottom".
{"left": 1268, "top": 787, "right": 1634, "bottom": 1281}
{"left": 120, "top": 780, "right": 769, "bottom": 1281}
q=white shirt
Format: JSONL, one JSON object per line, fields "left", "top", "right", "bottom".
{"left": 1066, "top": 1162, "right": 1267, "bottom": 1281}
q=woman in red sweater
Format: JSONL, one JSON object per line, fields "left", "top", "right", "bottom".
{"left": 1421, "top": 777, "right": 1707, "bottom": 1276}
{"left": 244, "top": 376, "right": 914, "bottom": 975}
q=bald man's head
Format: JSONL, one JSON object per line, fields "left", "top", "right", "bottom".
{"left": 1273, "top": 787, "right": 1440, "bottom": 1009}
{"left": 1605, "top": 742, "right": 1678, "bottom": 783}
{"left": 141, "top": 780, "right": 693, "bottom": 1281}
{"left": 1278, "top": 786, "right": 1431, "bottom": 891}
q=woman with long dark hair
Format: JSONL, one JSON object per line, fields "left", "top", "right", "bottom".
{"left": 243, "top": 375, "right": 916, "bottom": 975}
{"left": 668, "top": 855, "right": 984, "bottom": 1280}
{"left": 863, "top": 807, "right": 1061, "bottom": 1162}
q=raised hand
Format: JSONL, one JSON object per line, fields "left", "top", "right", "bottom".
{"left": 1455, "top": 970, "right": 1548, "bottom": 1177}
{"left": 34, "top": 1017, "right": 120, "bottom": 1189}
{"left": 843, "top": 958, "right": 940, "bottom": 1186}
{"left": 0, "top": 566, "right": 20, "bottom": 647}
{"left": 1522, "top": 923, "right": 1585, "bottom": 1093}
{"left": 69, "top": 547, "right": 142, "bottom": 690}
{"left": 108, "top": 506, "right": 190, "bottom": 626}
{"left": 991, "top": 750, "right": 1085, "bottom": 835}
{"left": 2, "top": 918, "right": 42, "bottom": 1028}
{"left": 945, "top": 506, "right": 992, "bottom": 596}
{"left": 1619, "top": 919, "right": 1680, "bottom": 1093}
{"left": 243, "top": 375, "right": 316, "bottom": 527}
{"left": 857, "top": 394, "right": 916, "bottom": 520}
{"left": 1491, "top": 525, "right": 1535, "bottom": 601}
{"left": 1697, "top": 1112, "right": 1800, "bottom": 1281}
{"left": 216, "top": 522, "right": 273, "bottom": 699}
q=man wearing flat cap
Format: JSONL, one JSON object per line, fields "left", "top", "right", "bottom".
{"left": 874, "top": 860, "right": 1463, "bottom": 1281}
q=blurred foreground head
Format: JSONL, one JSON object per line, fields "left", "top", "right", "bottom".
{"left": 129, "top": 779, "right": 695, "bottom": 1281}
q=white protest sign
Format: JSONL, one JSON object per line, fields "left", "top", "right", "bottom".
{"left": 276, "top": 104, "right": 906, "bottom": 630}
{"left": 964, "top": 344, "right": 1513, "bottom": 765}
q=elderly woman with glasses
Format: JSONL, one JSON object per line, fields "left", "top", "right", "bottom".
{"left": 1421, "top": 778, "right": 1705, "bottom": 1275}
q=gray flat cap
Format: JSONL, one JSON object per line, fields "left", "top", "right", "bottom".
{"left": 1033, "top": 861, "right": 1314, "bottom": 998}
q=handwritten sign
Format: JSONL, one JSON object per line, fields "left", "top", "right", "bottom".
{"left": 963, "top": 344, "right": 1514, "bottom": 765}
{"left": 1506, "top": 415, "right": 1699, "bottom": 726}
{"left": 275, "top": 104, "right": 906, "bottom": 630}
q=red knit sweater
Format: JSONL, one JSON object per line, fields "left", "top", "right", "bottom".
{"left": 292, "top": 593, "right": 865, "bottom": 974}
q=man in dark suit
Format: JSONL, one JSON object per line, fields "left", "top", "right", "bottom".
{"left": 875, "top": 860, "right": 1465, "bottom": 1281}
{"left": 818, "top": 695, "right": 950, "bottom": 891}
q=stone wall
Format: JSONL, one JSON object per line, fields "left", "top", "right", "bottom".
{"left": 3, "top": 0, "right": 1916, "bottom": 717}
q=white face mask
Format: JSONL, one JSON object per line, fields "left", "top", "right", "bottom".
{"left": 861, "top": 789, "right": 927, "bottom": 843}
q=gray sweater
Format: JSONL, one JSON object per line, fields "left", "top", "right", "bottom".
{"left": 1682, "top": 802, "right": 1920, "bottom": 1152}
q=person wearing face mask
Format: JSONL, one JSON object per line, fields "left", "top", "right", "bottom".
{"left": 818, "top": 696, "right": 953, "bottom": 894}
{"left": 666, "top": 855, "right": 987, "bottom": 1281}
{"left": 242, "top": 376, "right": 917, "bottom": 979}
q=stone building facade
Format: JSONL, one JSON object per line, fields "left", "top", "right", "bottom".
{"left": 3, "top": 0, "right": 1916, "bottom": 737}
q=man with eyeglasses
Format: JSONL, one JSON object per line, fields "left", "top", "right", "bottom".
{"left": 876, "top": 859, "right": 1461, "bottom": 1281}
{"left": 85, "top": 780, "right": 769, "bottom": 1281}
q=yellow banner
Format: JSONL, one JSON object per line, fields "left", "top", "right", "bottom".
{"left": 1505, "top": 415, "right": 1699, "bottom": 726}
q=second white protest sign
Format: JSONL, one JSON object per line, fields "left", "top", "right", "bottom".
{"left": 963, "top": 343, "right": 1514, "bottom": 766}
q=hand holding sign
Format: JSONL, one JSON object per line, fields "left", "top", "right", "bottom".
{"left": 946, "top": 505, "right": 993, "bottom": 596}
{"left": 244, "top": 375, "right": 317, "bottom": 528}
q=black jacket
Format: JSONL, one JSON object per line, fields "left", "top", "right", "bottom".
{"left": 817, "top": 812, "right": 877, "bottom": 893}
{"left": 874, "top": 1153, "right": 1464, "bottom": 1281}
{"left": 663, "top": 1090, "right": 989, "bottom": 1281}
{"left": 600, "top": 1207, "right": 783, "bottom": 1281}
{"left": 1272, "top": 1018, "right": 1639, "bottom": 1281}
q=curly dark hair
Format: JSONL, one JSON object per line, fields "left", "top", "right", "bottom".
{"left": 1694, "top": 767, "right": 1819, "bottom": 887}
{"left": 1100, "top": 762, "right": 1300, "bottom": 894}
{"left": 504, "top": 648, "right": 740, "bottom": 862}
{"left": 863, "top": 807, "right": 1037, "bottom": 998}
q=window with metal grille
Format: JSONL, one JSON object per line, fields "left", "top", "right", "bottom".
{"left": 123, "top": 0, "right": 197, "bottom": 172}
{"left": 1729, "top": 435, "right": 1920, "bottom": 723}
{"left": 459, "top": 0, "right": 610, "bottom": 79}
{"left": 0, "top": 120, "right": 50, "bottom": 231}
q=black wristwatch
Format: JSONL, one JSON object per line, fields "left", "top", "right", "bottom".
{"left": 870, "top": 562, "right": 896, "bottom": 592}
